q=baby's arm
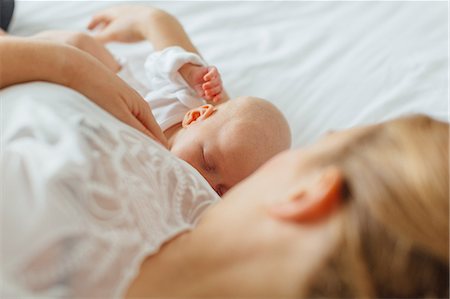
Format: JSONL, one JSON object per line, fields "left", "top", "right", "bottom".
{"left": 88, "top": 6, "right": 229, "bottom": 104}
{"left": 32, "top": 30, "right": 121, "bottom": 73}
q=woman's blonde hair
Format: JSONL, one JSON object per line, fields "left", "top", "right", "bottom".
{"left": 307, "top": 115, "right": 449, "bottom": 298}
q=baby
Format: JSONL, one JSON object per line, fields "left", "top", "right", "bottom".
{"left": 29, "top": 7, "right": 291, "bottom": 196}
{"left": 168, "top": 95, "right": 291, "bottom": 196}
{"left": 123, "top": 46, "right": 292, "bottom": 196}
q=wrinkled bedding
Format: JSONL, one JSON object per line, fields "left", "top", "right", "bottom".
{"left": 8, "top": 1, "right": 448, "bottom": 146}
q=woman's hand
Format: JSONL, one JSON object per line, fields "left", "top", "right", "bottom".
{"left": 67, "top": 47, "right": 168, "bottom": 147}
{"left": 87, "top": 6, "right": 164, "bottom": 44}
{"left": 0, "top": 37, "right": 168, "bottom": 147}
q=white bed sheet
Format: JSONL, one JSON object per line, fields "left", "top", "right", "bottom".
{"left": 8, "top": 1, "right": 448, "bottom": 147}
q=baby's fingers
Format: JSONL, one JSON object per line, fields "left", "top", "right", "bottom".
{"left": 212, "top": 94, "right": 222, "bottom": 103}
{"left": 206, "top": 74, "right": 222, "bottom": 87}
{"left": 202, "top": 79, "right": 221, "bottom": 91}
{"left": 87, "top": 14, "right": 110, "bottom": 30}
{"left": 201, "top": 66, "right": 225, "bottom": 103}
{"left": 205, "top": 85, "right": 222, "bottom": 99}
{"left": 203, "top": 66, "right": 219, "bottom": 81}
{"left": 194, "top": 85, "right": 205, "bottom": 97}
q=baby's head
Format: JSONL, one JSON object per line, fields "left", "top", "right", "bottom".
{"left": 171, "top": 96, "right": 291, "bottom": 196}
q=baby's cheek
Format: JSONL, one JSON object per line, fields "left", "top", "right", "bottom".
{"left": 170, "top": 144, "right": 197, "bottom": 168}
{"left": 171, "top": 147, "right": 187, "bottom": 162}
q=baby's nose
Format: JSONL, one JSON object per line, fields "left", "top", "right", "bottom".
{"left": 206, "top": 177, "right": 226, "bottom": 197}
{"left": 215, "top": 184, "right": 229, "bottom": 197}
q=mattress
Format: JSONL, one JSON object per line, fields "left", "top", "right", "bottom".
{"left": 8, "top": 1, "right": 448, "bottom": 147}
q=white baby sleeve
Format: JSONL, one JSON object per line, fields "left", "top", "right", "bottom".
{"left": 116, "top": 56, "right": 151, "bottom": 97}
{"left": 143, "top": 46, "right": 208, "bottom": 131}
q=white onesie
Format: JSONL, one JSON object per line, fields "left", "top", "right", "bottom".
{"left": 118, "top": 46, "right": 207, "bottom": 131}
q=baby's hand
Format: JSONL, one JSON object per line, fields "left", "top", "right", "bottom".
{"left": 201, "top": 67, "right": 223, "bottom": 103}
{"left": 179, "top": 64, "right": 223, "bottom": 103}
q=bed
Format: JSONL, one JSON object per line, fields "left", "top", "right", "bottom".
{"left": 8, "top": 0, "right": 448, "bottom": 147}
{"left": 1, "top": 2, "right": 448, "bottom": 296}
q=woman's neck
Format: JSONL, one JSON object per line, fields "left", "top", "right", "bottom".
{"left": 125, "top": 231, "right": 217, "bottom": 298}
{"left": 123, "top": 219, "right": 320, "bottom": 298}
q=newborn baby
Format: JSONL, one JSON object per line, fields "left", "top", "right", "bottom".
{"left": 168, "top": 96, "right": 291, "bottom": 196}
{"left": 29, "top": 31, "right": 291, "bottom": 196}
{"left": 136, "top": 47, "right": 291, "bottom": 196}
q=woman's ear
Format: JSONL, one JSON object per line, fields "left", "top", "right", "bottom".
{"left": 268, "top": 166, "right": 343, "bottom": 223}
{"left": 182, "top": 104, "right": 216, "bottom": 128}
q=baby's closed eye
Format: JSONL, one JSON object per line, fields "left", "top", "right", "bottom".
{"left": 202, "top": 147, "right": 216, "bottom": 172}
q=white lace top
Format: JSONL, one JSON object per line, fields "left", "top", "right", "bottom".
{"left": 0, "top": 82, "right": 220, "bottom": 298}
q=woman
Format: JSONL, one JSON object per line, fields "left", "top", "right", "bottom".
{"left": 1, "top": 6, "right": 448, "bottom": 298}
{"left": 123, "top": 114, "right": 448, "bottom": 299}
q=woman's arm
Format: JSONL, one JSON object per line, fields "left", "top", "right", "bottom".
{"left": 0, "top": 37, "right": 168, "bottom": 146}
{"left": 31, "top": 30, "right": 121, "bottom": 73}
{"left": 0, "top": 37, "right": 74, "bottom": 88}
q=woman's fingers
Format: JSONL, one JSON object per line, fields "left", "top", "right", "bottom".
{"left": 116, "top": 104, "right": 167, "bottom": 148}
{"left": 127, "top": 90, "right": 168, "bottom": 147}
{"left": 124, "top": 112, "right": 159, "bottom": 141}
{"left": 135, "top": 101, "right": 168, "bottom": 148}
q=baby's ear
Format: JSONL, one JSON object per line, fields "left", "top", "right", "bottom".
{"left": 268, "top": 166, "right": 343, "bottom": 223}
{"left": 182, "top": 104, "right": 216, "bottom": 128}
